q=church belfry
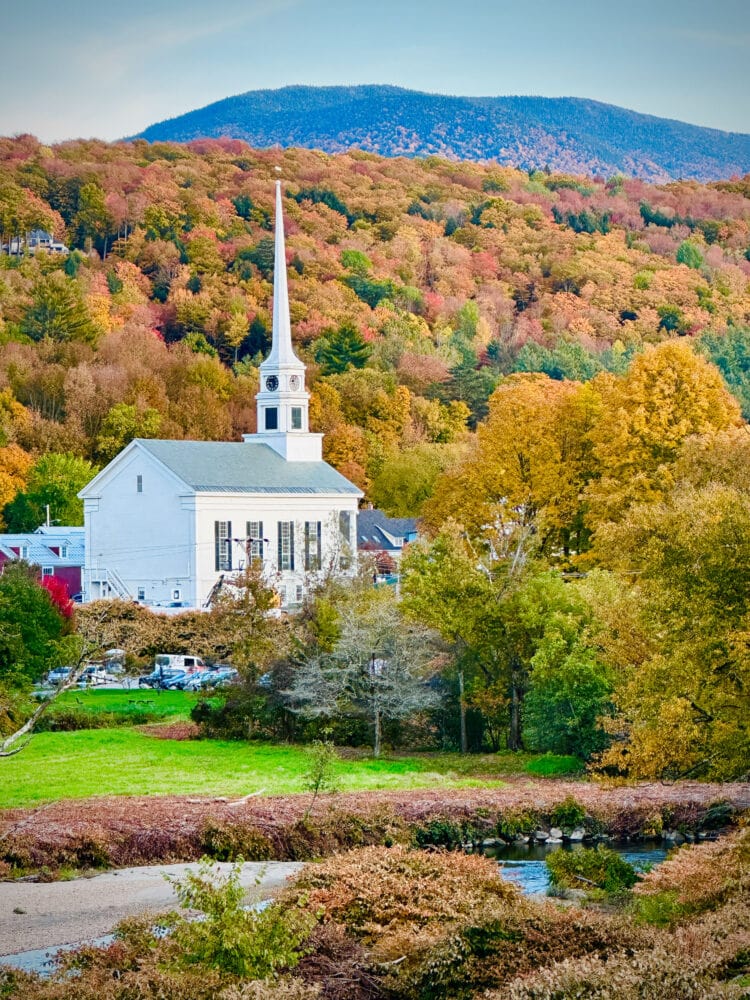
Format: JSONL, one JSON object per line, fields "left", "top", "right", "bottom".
{"left": 245, "top": 181, "right": 323, "bottom": 461}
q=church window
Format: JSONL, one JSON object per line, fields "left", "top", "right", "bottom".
{"left": 214, "top": 521, "right": 232, "bottom": 571}
{"left": 305, "top": 521, "right": 322, "bottom": 570}
{"left": 136, "top": 474, "right": 143, "bottom": 493}
{"left": 246, "top": 521, "right": 264, "bottom": 561}
{"left": 278, "top": 521, "right": 295, "bottom": 571}
{"left": 265, "top": 407, "right": 278, "bottom": 430}
{"left": 291, "top": 406, "right": 302, "bottom": 430}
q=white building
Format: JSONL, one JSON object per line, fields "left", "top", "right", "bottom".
{"left": 79, "top": 183, "right": 362, "bottom": 610}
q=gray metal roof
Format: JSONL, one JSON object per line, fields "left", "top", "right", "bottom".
{"left": 0, "top": 527, "right": 85, "bottom": 565}
{"left": 357, "top": 509, "right": 419, "bottom": 549}
{"left": 137, "top": 439, "right": 362, "bottom": 495}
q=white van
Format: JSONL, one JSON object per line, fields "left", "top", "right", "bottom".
{"left": 154, "top": 653, "right": 207, "bottom": 674}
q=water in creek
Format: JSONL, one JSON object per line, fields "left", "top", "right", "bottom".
{"left": 484, "top": 840, "right": 669, "bottom": 895}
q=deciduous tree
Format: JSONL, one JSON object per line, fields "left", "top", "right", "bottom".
{"left": 585, "top": 341, "right": 741, "bottom": 533}
{"left": 285, "top": 588, "right": 439, "bottom": 757}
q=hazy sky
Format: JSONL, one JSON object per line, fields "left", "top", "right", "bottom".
{"left": 3, "top": 0, "right": 749, "bottom": 143}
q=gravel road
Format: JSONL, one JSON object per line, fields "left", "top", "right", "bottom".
{"left": 0, "top": 861, "right": 305, "bottom": 959}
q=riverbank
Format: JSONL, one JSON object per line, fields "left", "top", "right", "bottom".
{"left": 2, "top": 780, "right": 747, "bottom": 875}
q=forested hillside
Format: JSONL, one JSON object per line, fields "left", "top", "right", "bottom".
{"left": 132, "top": 85, "right": 750, "bottom": 182}
{"left": 0, "top": 134, "right": 749, "bottom": 525}
{"left": 2, "top": 134, "right": 750, "bottom": 778}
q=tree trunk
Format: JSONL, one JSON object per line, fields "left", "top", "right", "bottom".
{"left": 1, "top": 662, "right": 87, "bottom": 756}
{"left": 508, "top": 680, "right": 523, "bottom": 751}
{"left": 458, "top": 669, "right": 467, "bottom": 754}
{"left": 373, "top": 704, "right": 382, "bottom": 758}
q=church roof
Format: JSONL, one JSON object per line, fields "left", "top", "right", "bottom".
{"left": 136, "top": 439, "right": 361, "bottom": 495}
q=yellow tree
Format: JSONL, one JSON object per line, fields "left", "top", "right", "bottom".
{"left": 0, "top": 444, "right": 33, "bottom": 514}
{"left": 422, "top": 374, "right": 597, "bottom": 555}
{"left": 593, "top": 482, "right": 750, "bottom": 780}
{"left": 585, "top": 340, "right": 741, "bottom": 532}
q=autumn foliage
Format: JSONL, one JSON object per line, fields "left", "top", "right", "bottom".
{"left": 0, "top": 136, "right": 748, "bottom": 522}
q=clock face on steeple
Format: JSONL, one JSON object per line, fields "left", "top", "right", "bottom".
{"left": 289, "top": 375, "right": 301, "bottom": 391}
{"left": 265, "top": 375, "right": 279, "bottom": 392}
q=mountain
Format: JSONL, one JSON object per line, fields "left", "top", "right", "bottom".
{"left": 131, "top": 85, "right": 750, "bottom": 182}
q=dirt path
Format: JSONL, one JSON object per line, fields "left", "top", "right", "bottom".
{"left": 0, "top": 860, "right": 304, "bottom": 958}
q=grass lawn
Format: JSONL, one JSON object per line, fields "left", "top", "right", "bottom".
{"left": 48, "top": 687, "right": 204, "bottom": 721}
{"left": 0, "top": 728, "right": 581, "bottom": 808}
{"left": 2, "top": 690, "right": 582, "bottom": 808}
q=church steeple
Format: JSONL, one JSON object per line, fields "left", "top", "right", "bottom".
{"left": 245, "top": 181, "right": 323, "bottom": 462}
{"left": 265, "top": 180, "right": 302, "bottom": 369}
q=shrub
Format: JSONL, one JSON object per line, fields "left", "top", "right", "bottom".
{"left": 291, "top": 845, "right": 518, "bottom": 949}
{"left": 221, "top": 981, "right": 321, "bottom": 999}
{"left": 36, "top": 708, "right": 113, "bottom": 731}
{"left": 634, "top": 826, "right": 750, "bottom": 914}
{"left": 166, "top": 859, "right": 317, "bottom": 978}
{"left": 524, "top": 754, "right": 583, "bottom": 777}
{"left": 302, "top": 740, "right": 341, "bottom": 818}
{"left": 502, "top": 896, "right": 750, "bottom": 999}
{"left": 699, "top": 800, "right": 736, "bottom": 831}
{"left": 546, "top": 846, "right": 638, "bottom": 893}
{"left": 496, "top": 808, "right": 540, "bottom": 841}
{"left": 200, "top": 820, "right": 274, "bottom": 862}
{"left": 503, "top": 948, "right": 735, "bottom": 999}
{"left": 65, "top": 832, "right": 112, "bottom": 869}
{"left": 413, "top": 818, "right": 468, "bottom": 850}
{"left": 631, "top": 890, "right": 686, "bottom": 927}
{"left": 549, "top": 796, "right": 587, "bottom": 831}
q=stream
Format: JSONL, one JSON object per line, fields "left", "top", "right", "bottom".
{"left": 486, "top": 841, "right": 669, "bottom": 895}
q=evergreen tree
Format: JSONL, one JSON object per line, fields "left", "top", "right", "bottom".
{"left": 314, "top": 322, "right": 371, "bottom": 375}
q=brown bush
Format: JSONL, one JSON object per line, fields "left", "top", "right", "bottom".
{"left": 392, "top": 902, "right": 651, "bottom": 999}
{"left": 288, "top": 845, "right": 651, "bottom": 999}
{"left": 295, "top": 923, "right": 383, "bottom": 1000}
{"left": 220, "top": 981, "right": 321, "bottom": 999}
{"left": 292, "top": 845, "right": 519, "bottom": 943}
{"left": 635, "top": 825, "right": 750, "bottom": 913}
{"left": 501, "top": 896, "right": 750, "bottom": 999}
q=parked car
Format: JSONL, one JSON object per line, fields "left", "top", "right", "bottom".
{"left": 78, "top": 665, "right": 116, "bottom": 686}
{"left": 138, "top": 667, "right": 185, "bottom": 689}
{"left": 182, "top": 667, "right": 239, "bottom": 691}
{"left": 180, "top": 670, "right": 213, "bottom": 691}
{"left": 161, "top": 671, "right": 188, "bottom": 690}
{"left": 206, "top": 668, "right": 239, "bottom": 689}
{"left": 47, "top": 667, "right": 71, "bottom": 685}
{"left": 154, "top": 653, "right": 207, "bottom": 674}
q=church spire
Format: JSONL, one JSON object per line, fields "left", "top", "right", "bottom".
{"left": 246, "top": 181, "right": 323, "bottom": 462}
{"left": 266, "top": 180, "right": 301, "bottom": 367}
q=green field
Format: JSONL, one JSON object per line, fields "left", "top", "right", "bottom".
{"left": 0, "top": 690, "right": 582, "bottom": 808}
{"left": 2, "top": 729, "right": 518, "bottom": 807}
{"left": 48, "top": 687, "right": 206, "bottom": 721}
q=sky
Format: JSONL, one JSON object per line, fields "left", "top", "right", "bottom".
{"left": 2, "top": 0, "right": 749, "bottom": 143}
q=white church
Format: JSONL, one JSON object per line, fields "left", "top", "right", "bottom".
{"left": 79, "top": 183, "right": 363, "bottom": 610}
